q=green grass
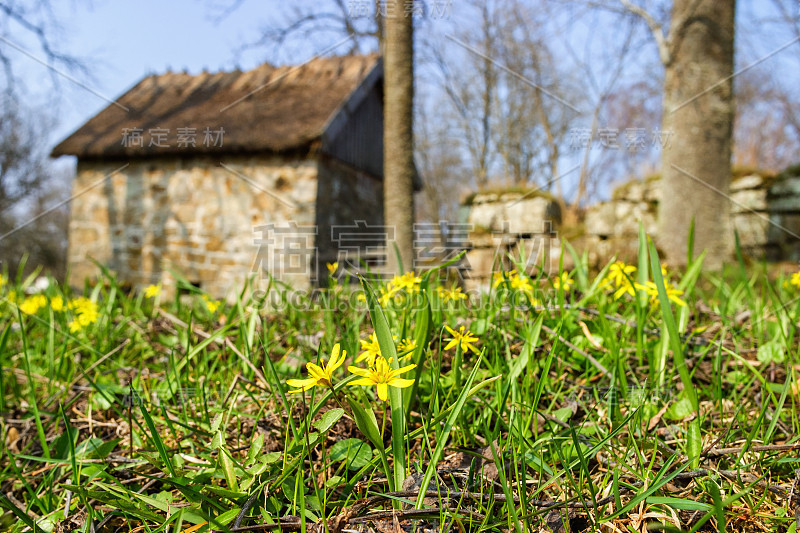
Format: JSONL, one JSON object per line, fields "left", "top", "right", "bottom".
{"left": 0, "top": 238, "right": 798, "bottom": 532}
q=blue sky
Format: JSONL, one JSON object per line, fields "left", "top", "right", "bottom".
{"left": 5, "top": 0, "right": 798, "bottom": 197}
{"left": 8, "top": 1, "right": 794, "bottom": 143}
{"left": 13, "top": 0, "right": 286, "bottom": 144}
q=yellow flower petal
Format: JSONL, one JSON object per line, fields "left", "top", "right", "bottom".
{"left": 286, "top": 377, "right": 317, "bottom": 392}
{"left": 328, "top": 344, "right": 346, "bottom": 372}
{"left": 386, "top": 377, "right": 415, "bottom": 389}
{"left": 390, "top": 363, "right": 417, "bottom": 377}
{"left": 348, "top": 366, "right": 372, "bottom": 378}
{"left": 306, "top": 363, "right": 327, "bottom": 382}
{"left": 377, "top": 383, "right": 389, "bottom": 401}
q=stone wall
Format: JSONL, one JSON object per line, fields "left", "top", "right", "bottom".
{"left": 734, "top": 167, "right": 800, "bottom": 261}
{"left": 581, "top": 177, "right": 660, "bottom": 265}
{"left": 461, "top": 191, "right": 562, "bottom": 291}
{"left": 580, "top": 166, "right": 800, "bottom": 265}
{"left": 457, "top": 166, "right": 800, "bottom": 285}
{"left": 68, "top": 154, "right": 318, "bottom": 297}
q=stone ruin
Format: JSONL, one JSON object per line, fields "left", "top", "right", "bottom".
{"left": 460, "top": 189, "right": 563, "bottom": 291}
{"left": 459, "top": 164, "right": 800, "bottom": 287}
{"left": 582, "top": 165, "right": 800, "bottom": 264}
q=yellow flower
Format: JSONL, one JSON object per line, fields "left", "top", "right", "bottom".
{"left": 437, "top": 285, "right": 467, "bottom": 302}
{"left": 613, "top": 279, "right": 637, "bottom": 300}
{"left": 606, "top": 261, "right": 636, "bottom": 288}
{"left": 663, "top": 285, "right": 686, "bottom": 307}
{"left": 492, "top": 272, "right": 504, "bottom": 288}
{"left": 378, "top": 285, "right": 398, "bottom": 307}
{"left": 348, "top": 356, "right": 416, "bottom": 401}
{"left": 357, "top": 332, "right": 382, "bottom": 365}
{"left": 635, "top": 281, "right": 686, "bottom": 307}
{"left": 510, "top": 274, "right": 533, "bottom": 293}
{"left": 397, "top": 338, "right": 416, "bottom": 357}
{"left": 492, "top": 270, "right": 517, "bottom": 288}
{"left": 19, "top": 295, "right": 47, "bottom": 315}
{"left": 790, "top": 271, "right": 800, "bottom": 289}
{"left": 67, "top": 297, "right": 98, "bottom": 313}
{"left": 444, "top": 325, "right": 480, "bottom": 355}
{"left": 0, "top": 274, "right": 5, "bottom": 290}
{"left": 50, "top": 296, "right": 64, "bottom": 311}
{"left": 635, "top": 280, "right": 657, "bottom": 299}
{"left": 202, "top": 294, "right": 220, "bottom": 313}
{"left": 326, "top": 262, "right": 339, "bottom": 275}
{"left": 144, "top": 284, "right": 161, "bottom": 298}
{"left": 287, "top": 343, "right": 347, "bottom": 393}
{"left": 69, "top": 308, "right": 98, "bottom": 331}
{"left": 66, "top": 297, "right": 99, "bottom": 331}
{"left": 390, "top": 272, "right": 421, "bottom": 292}
{"left": 553, "top": 272, "right": 573, "bottom": 292}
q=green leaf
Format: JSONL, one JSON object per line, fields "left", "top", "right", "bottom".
{"left": 313, "top": 408, "right": 344, "bottom": 434}
{"left": 665, "top": 393, "right": 695, "bottom": 420}
{"left": 564, "top": 241, "right": 588, "bottom": 291}
{"left": 360, "top": 276, "right": 405, "bottom": 493}
{"left": 648, "top": 239, "right": 701, "bottom": 468}
{"left": 211, "top": 412, "right": 224, "bottom": 432}
{"left": 757, "top": 340, "right": 785, "bottom": 364}
{"left": 646, "top": 496, "right": 711, "bottom": 511}
{"left": 346, "top": 395, "right": 384, "bottom": 454}
{"left": 246, "top": 454, "right": 278, "bottom": 476}
{"left": 215, "top": 507, "right": 243, "bottom": 526}
{"left": 329, "top": 438, "right": 373, "bottom": 470}
{"left": 219, "top": 448, "right": 239, "bottom": 492}
{"left": 706, "top": 479, "right": 725, "bottom": 533}
{"left": 210, "top": 431, "right": 224, "bottom": 450}
{"left": 637, "top": 223, "right": 649, "bottom": 308}
{"left": 245, "top": 433, "right": 264, "bottom": 467}
{"left": 687, "top": 418, "right": 702, "bottom": 462}
{"left": 205, "top": 485, "right": 247, "bottom": 500}
{"left": 553, "top": 407, "right": 574, "bottom": 423}
{"left": 139, "top": 402, "right": 177, "bottom": 477}
{"left": 404, "top": 290, "right": 431, "bottom": 416}
{"left": 509, "top": 314, "right": 543, "bottom": 382}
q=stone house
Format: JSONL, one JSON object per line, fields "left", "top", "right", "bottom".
{"left": 53, "top": 54, "right": 405, "bottom": 296}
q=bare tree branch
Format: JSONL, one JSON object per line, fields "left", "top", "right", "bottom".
{"left": 619, "top": 0, "right": 670, "bottom": 64}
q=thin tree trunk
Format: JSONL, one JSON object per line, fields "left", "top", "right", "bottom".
{"left": 383, "top": 0, "right": 415, "bottom": 275}
{"left": 658, "top": 0, "right": 736, "bottom": 268}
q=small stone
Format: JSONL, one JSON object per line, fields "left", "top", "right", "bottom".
{"left": 730, "top": 174, "right": 763, "bottom": 191}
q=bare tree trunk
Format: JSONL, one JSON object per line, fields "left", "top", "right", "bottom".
{"left": 375, "top": 0, "right": 385, "bottom": 54}
{"left": 658, "top": 0, "right": 735, "bottom": 268}
{"left": 476, "top": 2, "right": 494, "bottom": 189}
{"left": 383, "top": 1, "right": 415, "bottom": 275}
